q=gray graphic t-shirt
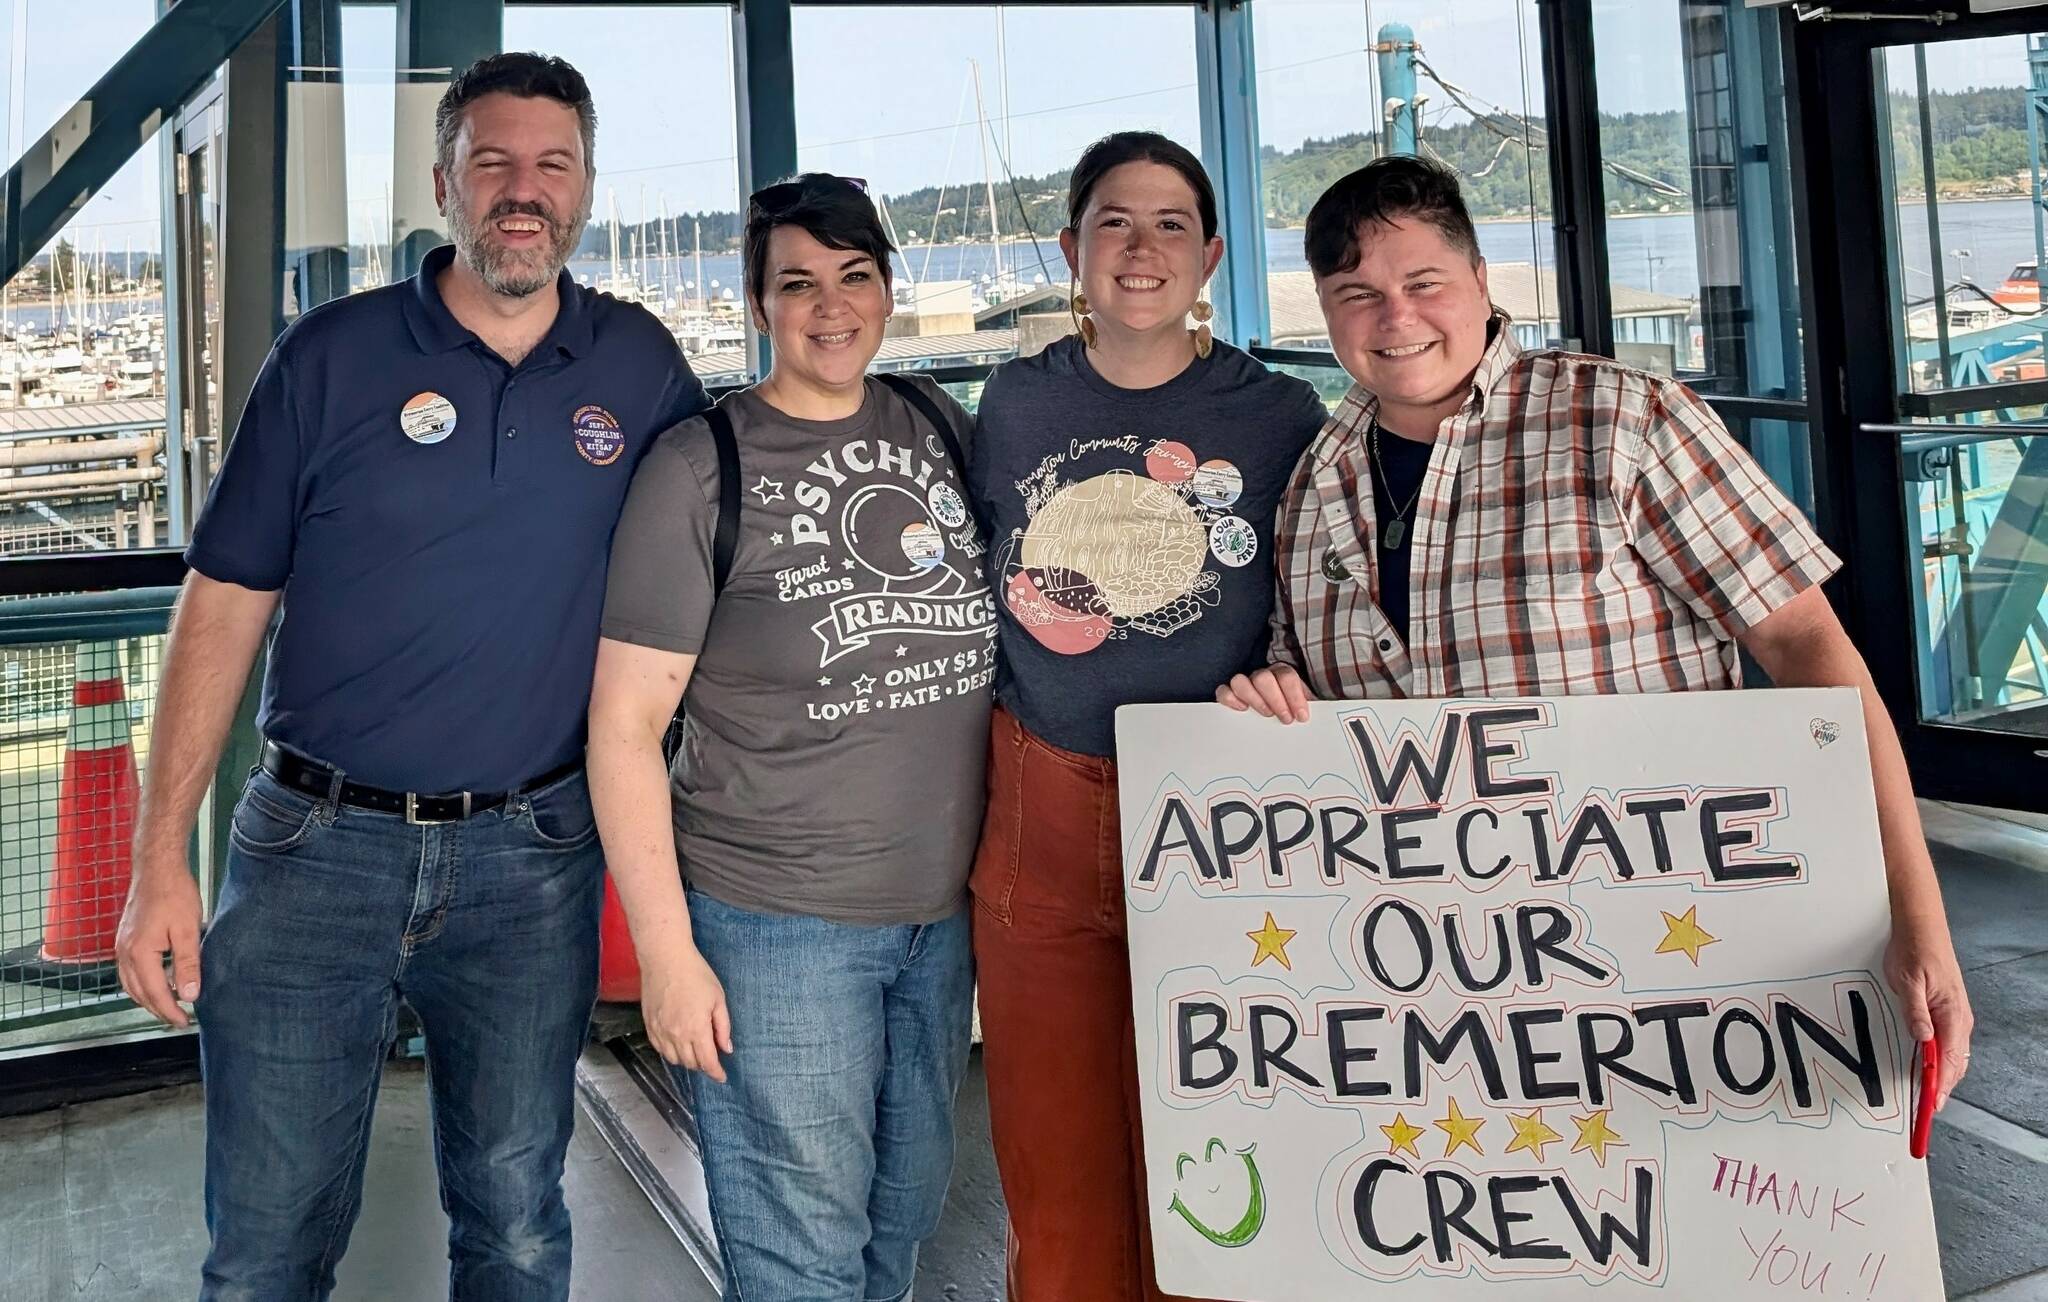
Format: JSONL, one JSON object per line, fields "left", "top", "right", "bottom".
{"left": 601, "top": 377, "right": 995, "bottom": 925}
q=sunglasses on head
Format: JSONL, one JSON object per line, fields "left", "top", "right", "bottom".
{"left": 749, "top": 175, "right": 870, "bottom": 213}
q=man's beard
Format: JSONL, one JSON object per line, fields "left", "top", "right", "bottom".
{"left": 446, "top": 191, "right": 589, "bottom": 299}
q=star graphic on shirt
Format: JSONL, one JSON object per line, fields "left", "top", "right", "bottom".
{"left": 770, "top": 532, "right": 785, "bottom": 546}
{"left": 894, "top": 644, "right": 908, "bottom": 658}
{"left": 853, "top": 673, "right": 878, "bottom": 696}
{"left": 842, "top": 559, "right": 856, "bottom": 571}
{"left": 817, "top": 676, "right": 832, "bottom": 687}
{"left": 751, "top": 475, "right": 784, "bottom": 505}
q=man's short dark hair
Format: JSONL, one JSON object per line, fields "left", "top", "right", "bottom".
{"left": 743, "top": 174, "right": 897, "bottom": 308}
{"left": 435, "top": 52, "right": 597, "bottom": 174}
{"left": 1304, "top": 155, "right": 1480, "bottom": 279}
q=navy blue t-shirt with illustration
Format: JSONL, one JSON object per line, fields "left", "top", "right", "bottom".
{"left": 969, "top": 336, "right": 1328, "bottom": 757}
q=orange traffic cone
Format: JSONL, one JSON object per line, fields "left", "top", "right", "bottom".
{"left": 1, "top": 641, "right": 138, "bottom": 994}
{"left": 596, "top": 873, "right": 642, "bottom": 1003}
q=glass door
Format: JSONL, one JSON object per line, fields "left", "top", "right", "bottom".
{"left": 1805, "top": 13, "right": 2048, "bottom": 810}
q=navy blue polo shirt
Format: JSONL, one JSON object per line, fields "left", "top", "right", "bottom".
{"left": 186, "top": 244, "right": 709, "bottom": 792}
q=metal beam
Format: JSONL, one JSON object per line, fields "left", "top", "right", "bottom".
{"left": 0, "top": 0, "right": 286, "bottom": 285}
{"left": 733, "top": 0, "right": 796, "bottom": 377}
{"left": 1194, "top": 0, "right": 1269, "bottom": 348}
{"left": 1535, "top": 0, "right": 1613, "bottom": 357}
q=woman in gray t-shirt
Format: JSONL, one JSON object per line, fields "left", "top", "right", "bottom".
{"left": 588, "top": 173, "right": 992, "bottom": 1300}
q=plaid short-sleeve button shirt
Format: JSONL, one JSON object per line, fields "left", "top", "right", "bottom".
{"left": 1270, "top": 316, "right": 1840, "bottom": 699}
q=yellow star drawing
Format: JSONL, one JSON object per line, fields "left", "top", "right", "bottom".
{"left": 1655, "top": 905, "right": 1719, "bottom": 965}
{"left": 1571, "top": 1109, "right": 1627, "bottom": 1168}
{"left": 1380, "top": 1113, "right": 1427, "bottom": 1160}
{"left": 1433, "top": 1097, "right": 1486, "bottom": 1158}
{"left": 1246, "top": 911, "right": 1297, "bottom": 971}
{"left": 1503, "top": 1108, "right": 1564, "bottom": 1163}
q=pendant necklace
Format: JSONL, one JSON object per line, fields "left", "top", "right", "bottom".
{"left": 1369, "top": 419, "right": 1424, "bottom": 552}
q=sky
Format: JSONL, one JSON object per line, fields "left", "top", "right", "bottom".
{"left": 5, "top": 0, "right": 2037, "bottom": 257}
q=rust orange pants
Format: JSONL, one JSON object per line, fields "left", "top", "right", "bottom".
{"left": 970, "top": 707, "right": 1200, "bottom": 1302}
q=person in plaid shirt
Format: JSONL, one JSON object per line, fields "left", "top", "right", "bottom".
{"left": 1219, "top": 155, "right": 1973, "bottom": 1110}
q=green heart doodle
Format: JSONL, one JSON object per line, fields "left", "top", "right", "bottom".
{"left": 1168, "top": 1138, "right": 1266, "bottom": 1248}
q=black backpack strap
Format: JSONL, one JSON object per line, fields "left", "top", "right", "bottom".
{"left": 667, "top": 402, "right": 741, "bottom": 763}
{"left": 875, "top": 373, "right": 985, "bottom": 536}
{"left": 705, "top": 401, "right": 742, "bottom": 596}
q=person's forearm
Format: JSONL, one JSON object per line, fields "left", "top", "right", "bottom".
{"left": 587, "top": 705, "right": 695, "bottom": 952}
{"left": 134, "top": 574, "right": 278, "bottom": 876}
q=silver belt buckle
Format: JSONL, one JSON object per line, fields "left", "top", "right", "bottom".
{"left": 405, "top": 791, "right": 470, "bottom": 825}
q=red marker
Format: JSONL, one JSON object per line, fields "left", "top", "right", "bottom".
{"left": 1910, "top": 1035, "right": 1939, "bottom": 1159}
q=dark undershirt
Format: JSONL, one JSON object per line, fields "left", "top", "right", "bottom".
{"left": 1368, "top": 423, "right": 1434, "bottom": 645}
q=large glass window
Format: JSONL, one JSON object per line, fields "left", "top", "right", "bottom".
{"left": 0, "top": 3, "right": 172, "bottom": 554}
{"left": 793, "top": 4, "right": 1202, "bottom": 371}
{"left": 504, "top": 5, "right": 744, "bottom": 384}
{"left": 1251, "top": 0, "right": 1552, "bottom": 352}
{"left": 1898, "top": 413, "right": 2048, "bottom": 737}
{"left": 1593, "top": 1, "right": 1802, "bottom": 396}
{"left": 1879, "top": 34, "right": 2046, "bottom": 399}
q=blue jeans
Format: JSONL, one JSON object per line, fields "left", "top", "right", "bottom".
{"left": 681, "top": 889, "right": 975, "bottom": 1302}
{"left": 195, "top": 764, "right": 604, "bottom": 1302}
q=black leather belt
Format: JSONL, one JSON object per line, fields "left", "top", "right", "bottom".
{"left": 259, "top": 740, "right": 581, "bottom": 825}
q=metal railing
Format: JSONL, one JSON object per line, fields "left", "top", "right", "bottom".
{"left": 0, "top": 551, "right": 187, "bottom": 1044}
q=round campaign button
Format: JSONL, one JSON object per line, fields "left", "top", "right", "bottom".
{"left": 901, "top": 521, "right": 946, "bottom": 570}
{"left": 1192, "top": 459, "right": 1244, "bottom": 508}
{"left": 1209, "top": 515, "right": 1258, "bottom": 567}
{"left": 928, "top": 482, "right": 969, "bottom": 529}
{"left": 400, "top": 392, "right": 457, "bottom": 445}
{"left": 1322, "top": 547, "right": 1351, "bottom": 583}
{"left": 572, "top": 404, "right": 624, "bottom": 466}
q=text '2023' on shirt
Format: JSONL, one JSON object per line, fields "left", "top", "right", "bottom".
{"left": 969, "top": 336, "right": 1328, "bottom": 757}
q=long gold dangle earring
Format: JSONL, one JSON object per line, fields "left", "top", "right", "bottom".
{"left": 1191, "top": 293, "right": 1214, "bottom": 359}
{"left": 1070, "top": 278, "right": 1097, "bottom": 348}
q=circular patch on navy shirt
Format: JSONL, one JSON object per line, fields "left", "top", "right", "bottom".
{"left": 572, "top": 404, "right": 624, "bottom": 465}
{"left": 400, "top": 392, "right": 457, "bottom": 444}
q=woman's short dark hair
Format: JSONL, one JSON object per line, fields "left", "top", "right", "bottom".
{"left": 436, "top": 52, "right": 597, "bottom": 173}
{"left": 1066, "top": 132, "right": 1217, "bottom": 240}
{"left": 1304, "top": 155, "right": 1480, "bottom": 279}
{"left": 743, "top": 174, "right": 897, "bottom": 308}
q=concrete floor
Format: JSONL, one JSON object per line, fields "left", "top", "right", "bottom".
{"left": 2, "top": 799, "right": 2046, "bottom": 1300}
{"left": 0, "top": 1063, "right": 711, "bottom": 1302}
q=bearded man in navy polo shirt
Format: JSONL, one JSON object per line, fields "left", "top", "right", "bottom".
{"left": 113, "top": 52, "right": 707, "bottom": 1301}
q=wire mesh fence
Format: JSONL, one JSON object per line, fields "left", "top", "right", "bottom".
{"left": 0, "top": 635, "right": 162, "bottom": 1028}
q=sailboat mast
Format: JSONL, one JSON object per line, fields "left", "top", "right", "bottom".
{"left": 970, "top": 60, "right": 1003, "bottom": 285}
{"left": 607, "top": 188, "right": 621, "bottom": 294}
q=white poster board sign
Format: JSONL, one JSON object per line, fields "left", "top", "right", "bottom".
{"left": 1116, "top": 690, "right": 1942, "bottom": 1299}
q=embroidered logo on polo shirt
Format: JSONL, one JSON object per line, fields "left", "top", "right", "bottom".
{"left": 400, "top": 392, "right": 457, "bottom": 444}
{"left": 572, "top": 404, "right": 625, "bottom": 466}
